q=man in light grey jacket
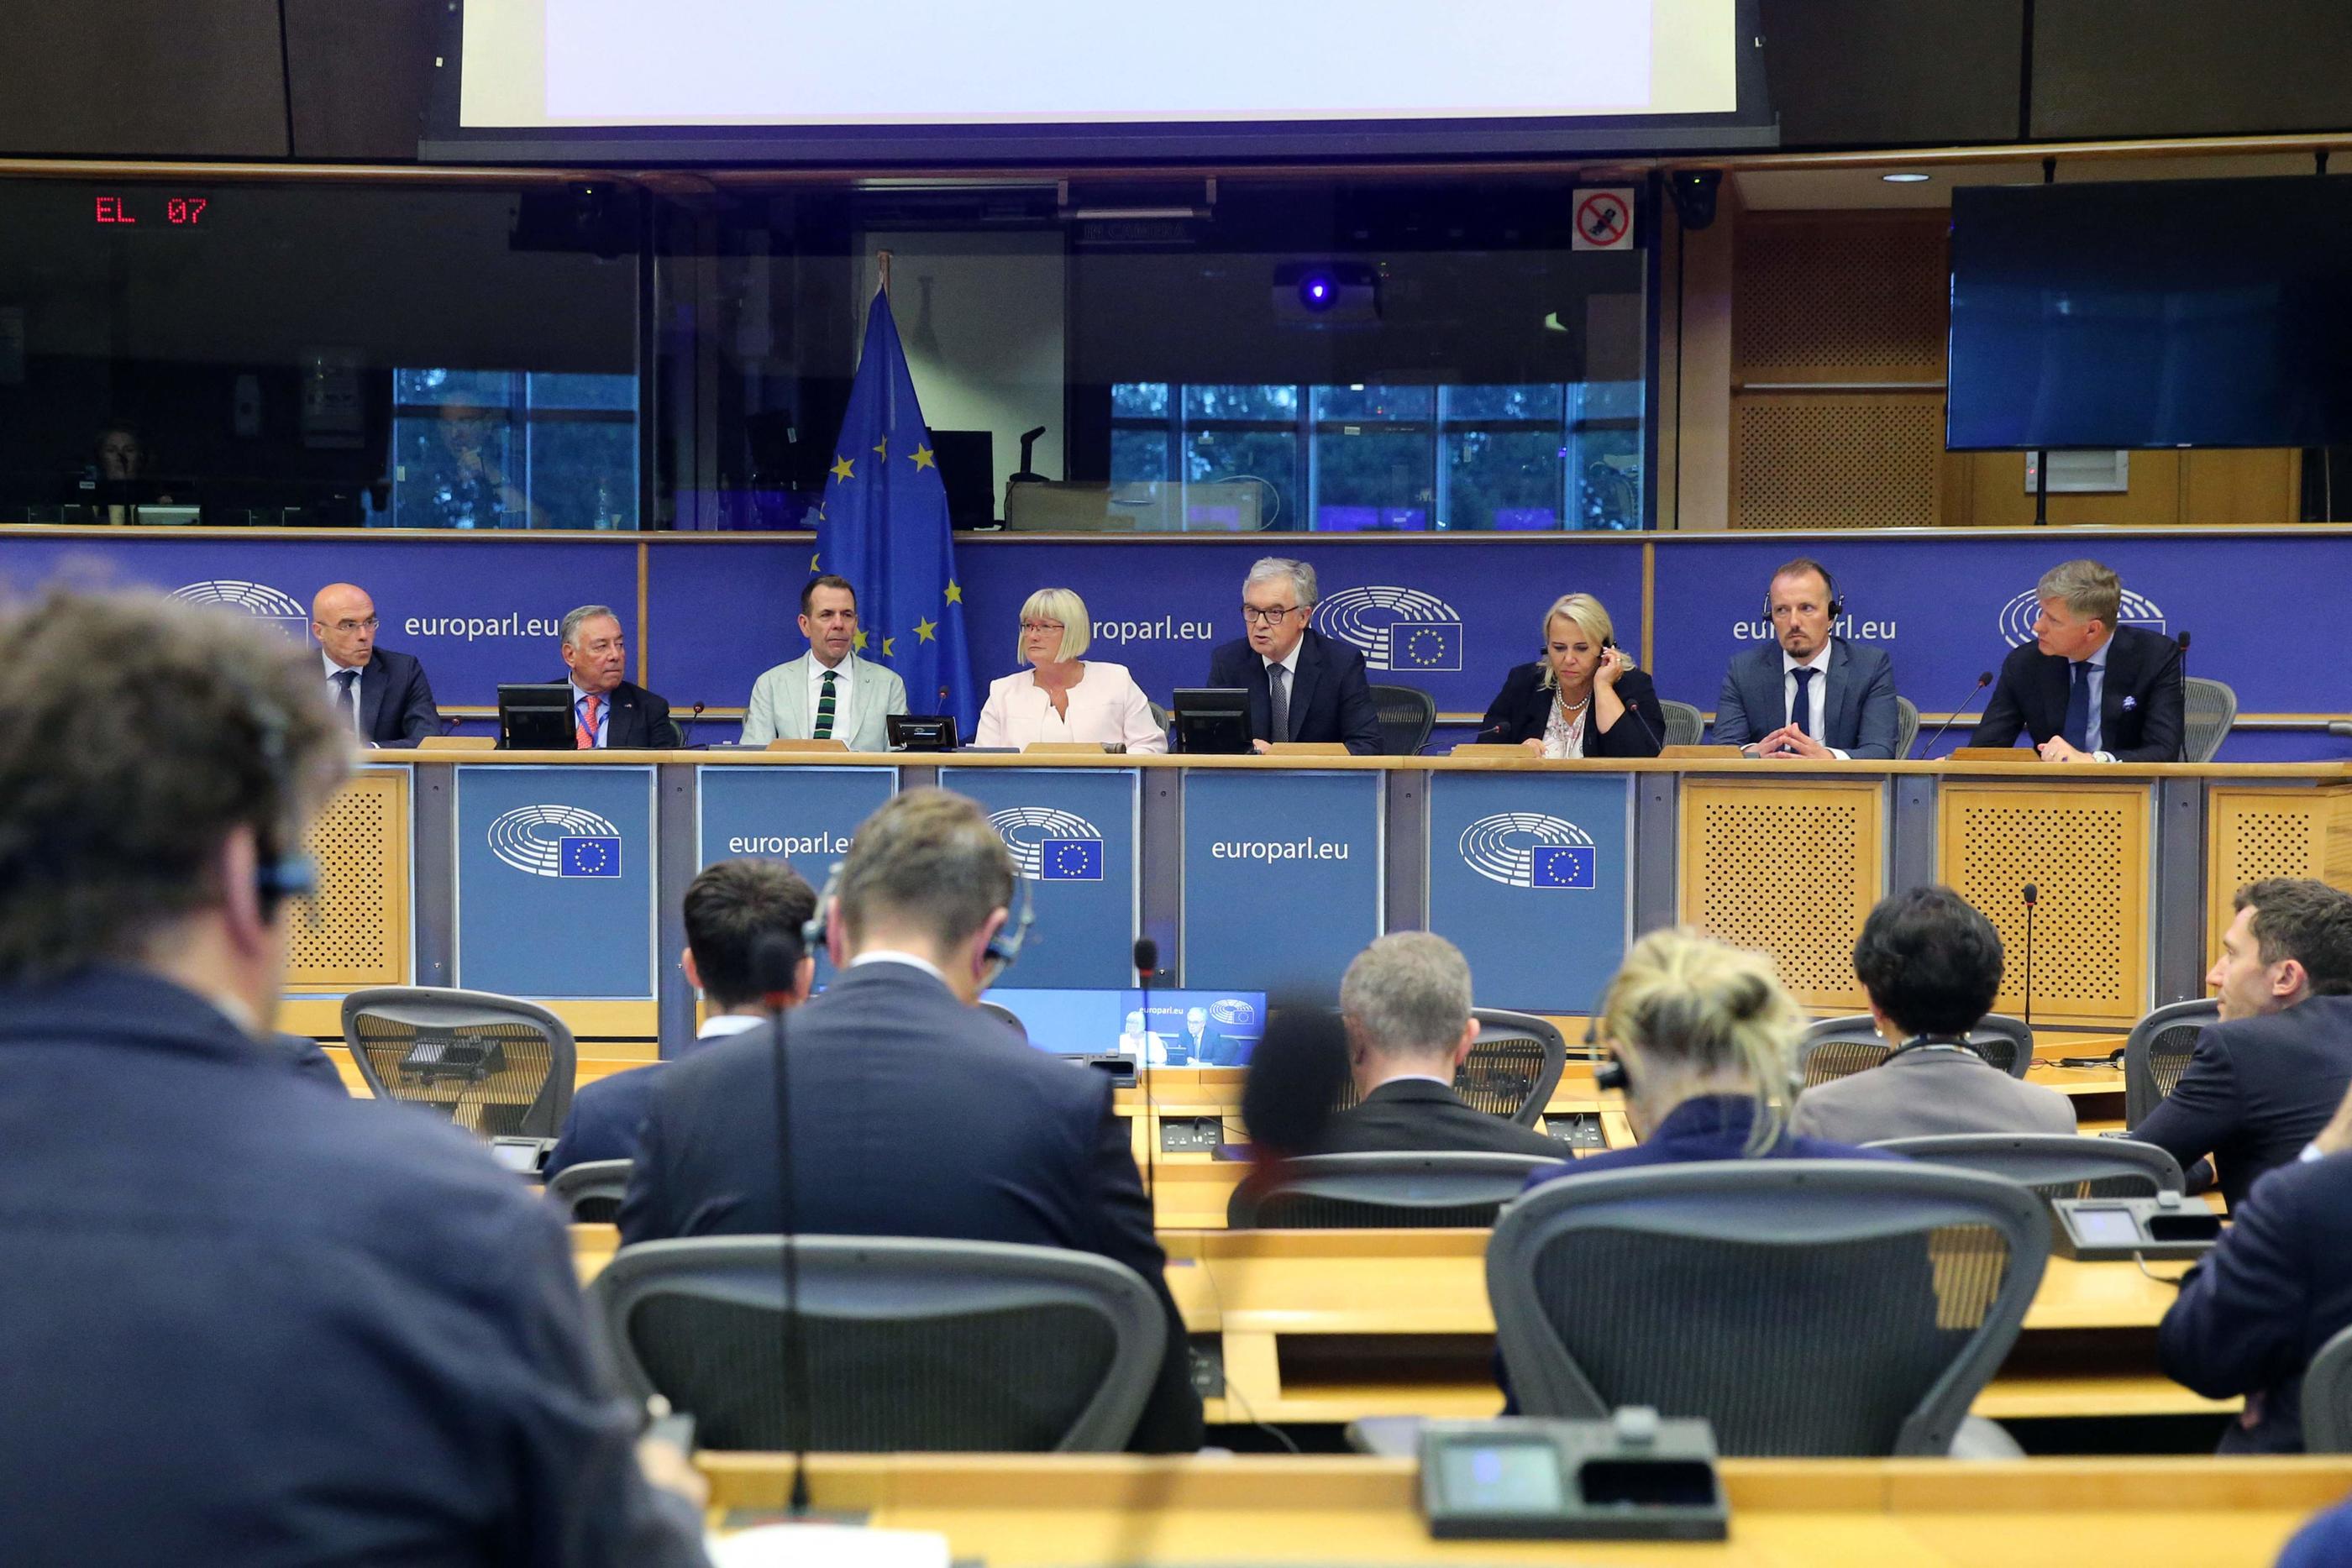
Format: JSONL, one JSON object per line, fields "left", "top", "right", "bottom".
{"left": 1792, "top": 885, "right": 2077, "bottom": 1143}
{"left": 742, "top": 574, "right": 908, "bottom": 751}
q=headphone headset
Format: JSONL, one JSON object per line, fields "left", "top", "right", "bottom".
{"left": 1762, "top": 562, "right": 1844, "bottom": 621}
{"left": 802, "top": 856, "right": 1037, "bottom": 981}
{"left": 219, "top": 666, "right": 318, "bottom": 924}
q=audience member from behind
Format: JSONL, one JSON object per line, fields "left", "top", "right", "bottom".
{"left": 1525, "top": 928, "right": 1899, "bottom": 1193}
{"left": 2133, "top": 878, "right": 2352, "bottom": 1209}
{"left": 618, "top": 788, "right": 1204, "bottom": 1453}
{"left": 1315, "top": 933, "right": 1565, "bottom": 1159}
{"left": 312, "top": 580, "right": 444, "bottom": 747}
{"left": 2160, "top": 1078, "right": 2352, "bottom": 1455}
{"left": 0, "top": 589, "right": 704, "bottom": 1565}
{"left": 547, "top": 857, "right": 816, "bottom": 1178}
{"left": 1791, "top": 887, "right": 2076, "bottom": 1142}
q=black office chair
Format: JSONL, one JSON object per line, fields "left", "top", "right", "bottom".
{"left": 1893, "top": 695, "right": 1921, "bottom": 760}
{"left": 1798, "top": 1014, "right": 2034, "bottom": 1087}
{"left": 2181, "top": 677, "right": 2239, "bottom": 765}
{"left": 978, "top": 1000, "right": 1027, "bottom": 1041}
{"left": 592, "top": 1235, "right": 1165, "bottom": 1451}
{"left": 342, "top": 987, "right": 576, "bottom": 1138}
{"left": 2302, "top": 1324, "right": 2352, "bottom": 1454}
{"left": 1866, "top": 1134, "right": 2186, "bottom": 1201}
{"left": 1368, "top": 683, "right": 1436, "bottom": 756}
{"left": 548, "top": 1158, "right": 633, "bottom": 1224}
{"left": 1227, "top": 1151, "right": 1559, "bottom": 1229}
{"left": 1457, "top": 1009, "right": 1569, "bottom": 1126}
{"left": 1489, "top": 1161, "right": 2048, "bottom": 1456}
{"left": 2125, "top": 999, "right": 2217, "bottom": 1125}
{"left": 1657, "top": 700, "right": 1704, "bottom": 748}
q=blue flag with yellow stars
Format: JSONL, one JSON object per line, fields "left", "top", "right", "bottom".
{"left": 811, "top": 286, "right": 976, "bottom": 738}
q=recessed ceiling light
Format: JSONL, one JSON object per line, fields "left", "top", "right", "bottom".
{"left": 1882, "top": 172, "right": 1932, "bottom": 184}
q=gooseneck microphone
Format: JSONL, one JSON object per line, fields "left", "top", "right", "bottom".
{"left": 1132, "top": 938, "right": 1160, "bottom": 1215}
{"left": 1917, "top": 671, "right": 1995, "bottom": 759}
{"left": 2019, "top": 885, "right": 2038, "bottom": 1036}
{"left": 680, "top": 700, "right": 706, "bottom": 749}
{"left": 752, "top": 932, "right": 812, "bottom": 1516}
{"left": 2176, "top": 631, "right": 2190, "bottom": 679}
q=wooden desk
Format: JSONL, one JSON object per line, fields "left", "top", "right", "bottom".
{"left": 696, "top": 1453, "right": 2352, "bottom": 1566}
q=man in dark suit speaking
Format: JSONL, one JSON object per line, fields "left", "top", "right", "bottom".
{"left": 1205, "top": 557, "right": 1383, "bottom": 755}
{"left": 558, "top": 603, "right": 680, "bottom": 748}
{"left": 311, "top": 582, "right": 442, "bottom": 746}
{"left": 1971, "top": 559, "right": 2184, "bottom": 762}
{"left": 1710, "top": 557, "right": 1900, "bottom": 760}
{"left": 619, "top": 788, "right": 1203, "bottom": 1453}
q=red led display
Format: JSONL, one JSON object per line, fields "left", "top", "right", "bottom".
{"left": 93, "top": 193, "right": 209, "bottom": 228}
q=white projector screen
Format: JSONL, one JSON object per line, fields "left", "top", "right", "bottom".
{"left": 455, "top": 0, "right": 1747, "bottom": 139}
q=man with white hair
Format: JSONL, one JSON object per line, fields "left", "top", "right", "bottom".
{"left": 1315, "top": 932, "right": 1566, "bottom": 1157}
{"left": 1203, "top": 556, "right": 1383, "bottom": 754}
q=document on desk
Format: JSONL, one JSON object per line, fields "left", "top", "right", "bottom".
{"left": 709, "top": 1523, "right": 949, "bottom": 1568}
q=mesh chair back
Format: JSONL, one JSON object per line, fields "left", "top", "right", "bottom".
{"left": 1228, "top": 1152, "right": 1560, "bottom": 1229}
{"left": 2125, "top": 999, "right": 2217, "bottom": 1125}
{"left": 1489, "top": 1161, "right": 2048, "bottom": 1456}
{"left": 1965, "top": 1015, "right": 2036, "bottom": 1080}
{"left": 1368, "top": 683, "right": 1436, "bottom": 756}
{"left": 2303, "top": 1324, "right": 2352, "bottom": 1454}
{"left": 595, "top": 1235, "right": 1165, "bottom": 1452}
{"left": 1866, "top": 1134, "right": 2186, "bottom": 1201}
{"left": 1457, "top": 1009, "right": 1568, "bottom": 1125}
{"left": 342, "top": 987, "right": 575, "bottom": 1137}
{"left": 2181, "top": 677, "right": 2238, "bottom": 764}
{"left": 548, "top": 1158, "right": 633, "bottom": 1223}
{"left": 1894, "top": 695, "right": 1921, "bottom": 760}
{"left": 1799, "top": 1014, "right": 2032, "bottom": 1085}
{"left": 1658, "top": 700, "right": 1704, "bottom": 748}
{"left": 977, "top": 1000, "right": 1027, "bottom": 1041}
{"left": 1147, "top": 700, "right": 1172, "bottom": 737}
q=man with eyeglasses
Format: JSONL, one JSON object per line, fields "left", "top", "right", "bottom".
{"left": 1205, "top": 557, "right": 1383, "bottom": 755}
{"left": 311, "top": 582, "right": 443, "bottom": 747}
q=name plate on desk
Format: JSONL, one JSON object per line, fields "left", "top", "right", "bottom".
{"left": 418, "top": 735, "right": 496, "bottom": 750}
{"left": 765, "top": 738, "right": 850, "bottom": 753}
{"left": 1450, "top": 743, "right": 1530, "bottom": 758}
{"left": 1946, "top": 747, "right": 2029, "bottom": 762}
{"left": 1659, "top": 744, "right": 1742, "bottom": 758}
{"left": 1264, "top": 741, "right": 1350, "bottom": 757}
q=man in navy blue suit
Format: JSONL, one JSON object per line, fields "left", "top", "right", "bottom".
{"left": 2134, "top": 878, "right": 2352, "bottom": 1209}
{"left": 1203, "top": 557, "right": 1383, "bottom": 755}
{"left": 311, "top": 581, "right": 444, "bottom": 746}
{"left": 547, "top": 858, "right": 814, "bottom": 1178}
{"left": 620, "top": 789, "right": 1205, "bottom": 1452}
{"left": 1710, "top": 558, "right": 1901, "bottom": 760}
{"left": 0, "top": 588, "right": 704, "bottom": 1565}
{"left": 1971, "top": 559, "right": 2184, "bottom": 763}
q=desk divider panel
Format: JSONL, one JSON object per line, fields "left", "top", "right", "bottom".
{"left": 694, "top": 763, "right": 900, "bottom": 1002}
{"left": 941, "top": 767, "right": 1141, "bottom": 990}
{"left": 287, "top": 764, "right": 412, "bottom": 993}
{"left": 2207, "top": 784, "right": 2352, "bottom": 962}
{"left": 1180, "top": 768, "right": 1383, "bottom": 994}
{"left": 454, "top": 763, "right": 658, "bottom": 1006}
{"left": 1679, "top": 775, "right": 1886, "bottom": 1012}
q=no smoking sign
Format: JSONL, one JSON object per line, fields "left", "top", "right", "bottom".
{"left": 1572, "top": 187, "right": 1635, "bottom": 251}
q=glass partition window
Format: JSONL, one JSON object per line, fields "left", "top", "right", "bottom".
{"left": 390, "top": 370, "right": 639, "bottom": 529}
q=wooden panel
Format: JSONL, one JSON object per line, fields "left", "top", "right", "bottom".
{"left": 1939, "top": 783, "right": 2151, "bottom": 1028}
{"left": 1734, "top": 393, "right": 1944, "bottom": 529}
{"left": 1680, "top": 778, "right": 1884, "bottom": 1009}
{"left": 1734, "top": 213, "right": 1949, "bottom": 383}
{"left": 2182, "top": 448, "right": 2302, "bottom": 525}
{"left": 279, "top": 996, "right": 659, "bottom": 1042}
{"left": 2208, "top": 785, "right": 2352, "bottom": 953}
{"left": 1958, "top": 451, "right": 2183, "bottom": 530}
{"left": 286, "top": 768, "right": 408, "bottom": 989}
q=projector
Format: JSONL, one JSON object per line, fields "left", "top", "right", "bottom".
{"left": 1272, "top": 261, "right": 1379, "bottom": 326}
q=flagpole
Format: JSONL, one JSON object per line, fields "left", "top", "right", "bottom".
{"left": 875, "top": 248, "right": 893, "bottom": 298}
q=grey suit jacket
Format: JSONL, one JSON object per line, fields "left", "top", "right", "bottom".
{"left": 1789, "top": 1047, "right": 2078, "bottom": 1144}
{"left": 742, "top": 653, "right": 908, "bottom": 750}
{"left": 1711, "top": 636, "right": 1901, "bottom": 758}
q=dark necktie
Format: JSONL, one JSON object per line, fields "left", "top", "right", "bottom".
{"left": 333, "top": 669, "right": 358, "bottom": 730}
{"left": 1789, "top": 666, "right": 1815, "bottom": 739}
{"left": 1268, "top": 663, "right": 1290, "bottom": 743}
{"left": 814, "top": 669, "right": 838, "bottom": 740}
{"left": 2064, "top": 662, "right": 2093, "bottom": 751}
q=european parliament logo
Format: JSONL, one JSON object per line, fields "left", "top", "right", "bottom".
{"left": 986, "top": 805, "right": 1105, "bottom": 882}
{"left": 171, "top": 579, "right": 311, "bottom": 643}
{"left": 1458, "top": 812, "right": 1597, "bottom": 890}
{"left": 1998, "top": 586, "right": 2167, "bottom": 648}
{"left": 487, "top": 804, "right": 624, "bottom": 879}
{"left": 1311, "top": 585, "right": 1464, "bottom": 673}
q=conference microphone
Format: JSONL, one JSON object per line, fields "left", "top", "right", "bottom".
{"left": 2176, "top": 631, "right": 2190, "bottom": 679}
{"left": 1132, "top": 938, "right": 1161, "bottom": 1213}
{"left": 2019, "top": 885, "right": 2038, "bottom": 1037}
{"left": 1917, "top": 671, "right": 1995, "bottom": 759}
{"left": 752, "top": 931, "right": 813, "bottom": 1516}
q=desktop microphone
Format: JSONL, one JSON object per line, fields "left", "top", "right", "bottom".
{"left": 2176, "top": 631, "right": 2190, "bottom": 679}
{"left": 1133, "top": 938, "right": 1160, "bottom": 1219}
{"left": 2019, "top": 885, "right": 2038, "bottom": 1036}
{"left": 680, "top": 701, "right": 706, "bottom": 749}
{"left": 1917, "top": 671, "right": 1995, "bottom": 759}
{"left": 752, "top": 932, "right": 812, "bottom": 1516}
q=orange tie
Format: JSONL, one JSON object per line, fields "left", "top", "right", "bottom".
{"left": 576, "top": 693, "right": 601, "bottom": 750}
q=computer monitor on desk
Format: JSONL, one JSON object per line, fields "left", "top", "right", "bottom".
{"left": 1172, "top": 688, "right": 1252, "bottom": 754}
{"left": 982, "top": 987, "right": 1266, "bottom": 1067}
{"left": 497, "top": 684, "right": 574, "bottom": 749}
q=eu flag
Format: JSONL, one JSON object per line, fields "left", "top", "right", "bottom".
{"left": 812, "top": 286, "right": 977, "bottom": 737}
{"left": 1530, "top": 845, "right": 1595, "bottom": 889}
{"left": 559, "top": 836, "right": 623, "bottom": 878}
{"left": 1395, "top": 621, "right": 1464, "bottom": 672}
{"left": 1040, "top": 836, "right": 1105, "bottom": 882}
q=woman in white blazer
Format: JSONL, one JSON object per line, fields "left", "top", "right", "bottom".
{"left": 974, "top": 587, "right": 1168, "bottom": 753}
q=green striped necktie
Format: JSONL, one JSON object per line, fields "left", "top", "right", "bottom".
{"left": 814, "top": 668, "right": 837, "bottom": 740}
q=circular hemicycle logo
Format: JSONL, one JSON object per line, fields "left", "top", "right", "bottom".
{"left": 488, "top": 804, "right": 622, "bottom": 878}
{"left": 171, "top": 579, "right": 311, "bottom": 640}
{"left": 1998, "top": 586, "right": 2167, "bottom": 648}
{"left": 986, "top": 805, "right": 1104, "bottom": 881}
{"left": 1458, "top": 812, "right": 1596, "bottom": 889}
{"left": 1311, "top": 585, "right": 1465, "bottom": 672}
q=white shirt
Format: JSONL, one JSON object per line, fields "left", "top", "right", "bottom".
{"left": 806, "top": 653, "right": 854, "bottom": 726}
{"left": 1541, "top": 691, "right": 1590, "bottom": 759}
{"left": 848, "top": 950, "right": 952, "bottom": 988}
{"left": 1781, "top": 643, "right": 1851, "bottom": 762}
{"left": 696, "top": 1014, "right": 764, "bottom": 1041}
{"left": 322, "top": 649, "right": 365, "bottom": 737}
{"left": 974, "top": 662, "right": 1168, "bottom": 753}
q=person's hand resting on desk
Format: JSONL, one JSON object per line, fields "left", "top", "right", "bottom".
{"left": 2037, "top": 735, "right": 2094, "bottom": 763}
{"left": 1746, "top": 722, "right": 1839, "bottom": 761}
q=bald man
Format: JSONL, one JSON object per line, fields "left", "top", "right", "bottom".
{"left": 312, "top": 583, "right": 443, "bottom": 747}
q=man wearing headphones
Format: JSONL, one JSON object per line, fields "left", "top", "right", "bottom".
{"left": 1710, "top": 557, "right": 1902, "bottom": 760}
{"left": 617, "top": 788, "right": 1204, "bottom": 1454}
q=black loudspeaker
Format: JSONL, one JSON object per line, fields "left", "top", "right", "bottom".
{"left": 1668, "top": 170, "right": 1723, "bottom": 232}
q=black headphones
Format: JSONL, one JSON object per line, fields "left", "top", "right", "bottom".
{"left": 224, "top": 671, "right": 318, "bottom": 923}
{"left": 802, "top": 857, "right": 1037, "bottom": 979}
{"left": 1762, "top": 562, "right": 1844, "bottom": 621}
{"left": 1583, "top": 991, "right": 1631, "bottom": 1093}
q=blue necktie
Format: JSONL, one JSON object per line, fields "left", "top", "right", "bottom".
{"left": 2063, "top": 662, "right": 2093, "bottom": 751}
{"left": 1789, "top": 667, "right": 1815, "bottom": 739}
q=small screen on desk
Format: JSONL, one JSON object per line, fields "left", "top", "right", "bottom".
{"left": 1436, "top": 1440, "right": 1565, "bottom": 1514}
{"left": 982, "top": 987, "right": 1265, "bottom": 1067}
{"left": 2071, "top": 1207, "right": 2144, "bottom": 1247}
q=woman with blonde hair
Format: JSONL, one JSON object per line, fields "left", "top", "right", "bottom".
{"left": 1474, "top": 593, "right": 1666, "bottom": 758}
{"left": 974, "top": 587, "right": 1167, "bottom": 752}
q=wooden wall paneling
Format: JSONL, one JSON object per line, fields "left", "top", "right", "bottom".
{"left": 1733, "top": 391, "right": 1945, "bottom": 530}
{"left": 1958, "top": 451, "right": 2183, "bottom": 530}
{"left": 1680, "top": 777, "right": 1885, "bottom": 1011}
{"left": 2181, "top": 448, "right": 2302, "bottom": 525}
{"left": 286, "top": 768, "right": 410, "bottom": 990}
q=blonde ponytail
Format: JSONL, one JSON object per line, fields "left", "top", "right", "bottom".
{"left": 1601, "top": 927, "right": 1805, "bottom": 1154}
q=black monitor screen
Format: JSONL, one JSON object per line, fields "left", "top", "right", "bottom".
{"left": 1948, "top": 176, "right": 2352, "bottom": 451}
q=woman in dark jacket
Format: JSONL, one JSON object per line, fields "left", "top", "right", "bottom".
{"left": 1476, "top": 591, "right": 1665, "bottom": 758}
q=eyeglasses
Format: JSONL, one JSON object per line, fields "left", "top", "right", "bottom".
{"left": 328, "top": 616, "right": 380, "bottom": 633}
{"left": 1240, "top": 605, "right": 1302, "bottom": 627}
{"left": 1020, "top": 621, "right": 1066, "bottom": 634}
